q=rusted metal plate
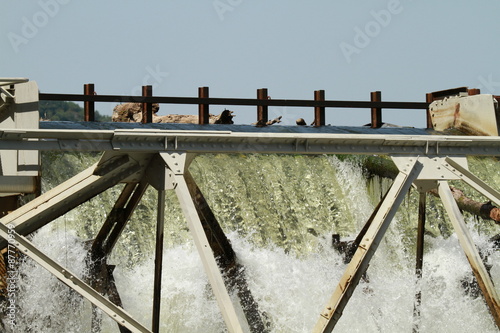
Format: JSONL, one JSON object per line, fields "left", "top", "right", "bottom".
{"left": 429, "top": 94, "right": 499, "bottom": 136}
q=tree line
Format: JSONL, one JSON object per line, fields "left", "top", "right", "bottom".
{"left": 39, "top": 101, "right": 111, "bottom": 122}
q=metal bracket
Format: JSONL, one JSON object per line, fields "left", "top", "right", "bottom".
{"left": 159, "top": 151, "right": 187, "bottom": 175}
{"left": 145, "top": 154, "right": 177, "bottom": 191}
{"left": 391, "top": 155, "right": 468, "bottom": 181}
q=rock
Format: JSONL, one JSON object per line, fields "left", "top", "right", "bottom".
{"left": 296, "top": 118, "right": 307, "bottom": 125}
{"left": 112, "top": 103, "right": 160, "bottom": 122}
{"left": 213, "top": 109, "right": 235, "bottom": 124}
{"left": 112, "top": 103, "right": 235, "bottom": 124}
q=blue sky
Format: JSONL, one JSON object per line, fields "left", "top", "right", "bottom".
{"left": 3, "top": 0, "right": 500, "bottom": 127}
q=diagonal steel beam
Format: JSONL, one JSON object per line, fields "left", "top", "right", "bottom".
{"left": 313, "top": 158, "right": 423, "bottom": 333}
{"left": 100, "top": 180, "right": 149, "bottom": 257}
{"left": 90, "top": 182, "right": 138, "bottom": 259}
{"left": 0, "top": 222, "right": 152, "bottom": 333}
{"left": 438, "top": 181, "right": 500, "bottom": 329}
{"left": 184, "top": 170, "right": 268, "bottom": 332}
{"left": 443, "top": 157, "right": 500, "bottom": 206}
{"left": 173, "top": 171, "right": 248, "bottom": 333}
{"left": 0, "top": 154, "right": 142, "bottom": 249}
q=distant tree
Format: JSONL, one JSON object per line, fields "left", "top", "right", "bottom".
{"left": 39, "top": 101, "right": 111, "bottom": 122}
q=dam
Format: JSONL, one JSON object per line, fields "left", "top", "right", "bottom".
{"left": 1, "top": 79, "right": 500, "bottom": 332}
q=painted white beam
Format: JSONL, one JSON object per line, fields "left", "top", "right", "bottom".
{"left": 167, "top": 152, "right": 247, "bottom": 333}
{"left": 0, "top": 128, "right": 498, "bottom": 156}
{"left": 0, "top": 154, "right": 142, "bottom": 249}
{"left": 313, "top": 158, "right": 423, "bottom": 333}
{"left": 443, "top": 157, "right": 500, "bottom": 206}
{"left": 438, "top": 181, "right": 500, "bottom": 329}
{"left": 0, "top": 222, "right": 152, "bottom": 333}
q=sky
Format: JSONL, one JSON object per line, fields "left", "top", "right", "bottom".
{"left": 3, "top": 0, "right": 500, "bottom": 127}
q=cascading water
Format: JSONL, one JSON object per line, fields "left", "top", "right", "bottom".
{"left": 2, "top": 152, "right": 500, "bottom": 332}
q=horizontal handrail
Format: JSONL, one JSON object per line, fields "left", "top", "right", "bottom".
{"left": 39, "top": 93, "right": 428, "bottom": 109}
{"left": 39, "top": 83, "right": 432, "bottom": 128}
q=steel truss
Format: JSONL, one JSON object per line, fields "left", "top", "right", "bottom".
{"left": 0, "top": 131, "right": 499, "bottom": 332}
{"left": 313, "top": 155, "right": 500, "bottom": 332}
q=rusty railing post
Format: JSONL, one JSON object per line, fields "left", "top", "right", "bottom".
{"left": 142, "top": 85, "right": 153, "bottom": 124}
{"left": 426, "top": 93, "right": 433, "bottom": 129}
{"left": 84, "top": 83, "right": 95, "bottom": 122}
{"left": 198, "top": 87, "right": 209, "bottom": 125}
{"left": 468, "top": 88, "right": 481, "bottom": 96}
{"left": 370, "top": 91, "right": 382, "bottom": 128}
{"left": 257, "top": 88, "right": 268, "bottom": 124}
{"left": 314, "top": 90, "right": 325, "bottom": 127}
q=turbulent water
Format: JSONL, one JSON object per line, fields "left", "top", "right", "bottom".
{"left": 3, "top": 152, "right": 500, "bottom": 332}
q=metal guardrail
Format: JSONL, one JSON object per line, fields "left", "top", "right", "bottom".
{"left": 1, "top": 128, "right": 499, "bottom": 156}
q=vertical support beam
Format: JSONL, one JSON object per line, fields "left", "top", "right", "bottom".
{"left": 426, "top": 93, "right": 433, "bottom": 129}
{"left": 313, "top": 158, "right": 422, "bottom": 333}
{"left": 438, "top": 181, "right": 500, "bottom": 329}
{"left": 84, "top": 83, "right": 95, "bottom": 122}
{"left": 198, "top": 86, "right": 209, "bottom": 125}
{"left": 413, "top": 191, "right": 426, "bottom": 333}
{"left": 314, "top": 90, "right": 325, "bottom": 127}
{"left": 173, "top": 174, "right": 247, "bottom": 333}
{"left": 142, "top": 85, "right": 153, "bottom": 124}
{"left": 370, "top": 91, "right": 382, "bottom": 128}
{"left": 257, "top": 88, "right": 268, "bottom": 125}
{"left": 152, "top": 189, "right": 165, "bottom": 333}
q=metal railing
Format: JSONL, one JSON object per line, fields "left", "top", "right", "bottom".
{"left": 38, "top": 84, "right": 483, "bottom": 128}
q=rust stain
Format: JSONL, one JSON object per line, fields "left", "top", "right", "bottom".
{"left": 453, "top": 102, "right": 461, "bottom": 127}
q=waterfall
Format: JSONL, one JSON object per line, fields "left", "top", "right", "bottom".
{"left": 3, "top": 152, "right": 500, "bottom": 332}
